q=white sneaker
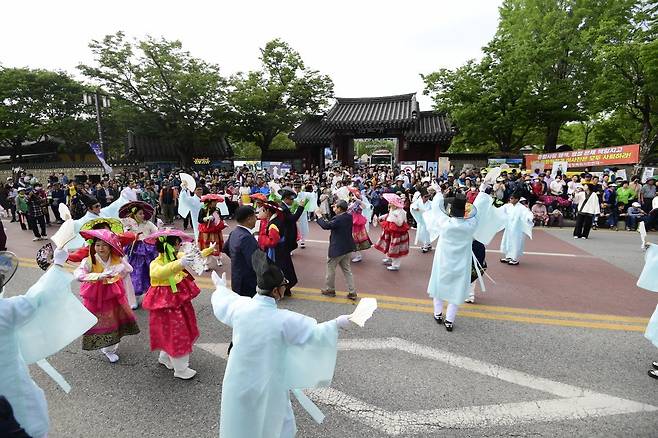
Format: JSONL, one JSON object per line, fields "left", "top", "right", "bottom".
{"left": 32, "top": 237, "right": 41, "bottom": 242}
{"left": 158, "top": 353, "right": 173, "bottom": 370}
{"left": 465, "top": 295, "right": 475, "bottom": 304}
{"left": 386, "top": 265, "right": 399, "bottom": 271}
{"left": 351, "top": 256, "right": 362, "bottom": 263}
{"left": 173, "top": 367, "right": 197, "bottom": 380}
{"left": 104, "top": 352, "right": 119, "bottom": 363}
{"left": 382, "top": 258, "right": 392, "bottom": 265}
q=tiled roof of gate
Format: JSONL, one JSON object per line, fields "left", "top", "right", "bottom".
{"left": 405, "top": 111, "right": 453, "bottom": 142}
{"left": 289, "top": 115, "right": 333, "bottom": 144}
{"left": 324, "top": 93, "right": 419, "bottom": 129}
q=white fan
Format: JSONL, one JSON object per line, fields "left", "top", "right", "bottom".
{"left": 179, "top": 173, "right": 196, "bottom": 192}
{"left": 58, "top": 203, "right": 72, "bottom": 221}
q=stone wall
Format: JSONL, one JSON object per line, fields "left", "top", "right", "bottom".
{"left": 0, "top": 163, "right": 137, "bottom": 184}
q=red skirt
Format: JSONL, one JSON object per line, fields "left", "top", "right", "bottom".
{"left": 142, "top": 276, "right": 201, "bottom": 358}
{"left": 374, "top": 222, "right": 410, "bottom": 258}
{"left": 199, "top": 222, "right": 224, "bottom": 256}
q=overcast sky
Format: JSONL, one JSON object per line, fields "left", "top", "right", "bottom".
{"left": 1, "top": 0, "right": 502, "bottom": 109}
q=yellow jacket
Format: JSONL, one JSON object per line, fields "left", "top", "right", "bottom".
{"left": 149, "top": 248, "right": 214, "bottom": 287}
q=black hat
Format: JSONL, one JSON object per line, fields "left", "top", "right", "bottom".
{"left": 278, "top": 187, "right": 297, "bottom": 200}
{"left": 82, "top": 194, "right": 100, "bottom": 208}
{"left": 449, "top": 194, "right": 467, "bottom": 218}
{"left": 252, "top": 250, "right": 285, "bottom": 292}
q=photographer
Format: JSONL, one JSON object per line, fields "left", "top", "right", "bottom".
{"left": 26, "top": 188, "right": 47, "bottom": 241}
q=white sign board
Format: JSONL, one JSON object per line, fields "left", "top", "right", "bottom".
{"left": 642, "top": 167, "right": 655, "bottom": 183}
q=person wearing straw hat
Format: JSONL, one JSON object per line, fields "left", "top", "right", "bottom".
{"left": 211, "top": 250, "right": 359, "bottom": 438}
{"left": 374, "top": 193, "right": 410, "bottom": 271}
{"left": 119, "top": 201, "right": 158, "bottom": 306}
{"left": 73, "top": 229, "right": 140, "bottom": 363}
{"left": 499, "top": 193, "right": 534, "bottom": 265}
{"left": 347, "top": 186, "right": 371, "bottom": 263}
{"left": 198, "top": 194, "right": 227, "bottom": 269}
{"left": 142, "top": 229, "right": 216, "bottom": 379}
{"left": 257, "top": 200, "right": 300, "bottom": 296}
{"left": 424, "top": 185, "right": 506, "bottom": 331}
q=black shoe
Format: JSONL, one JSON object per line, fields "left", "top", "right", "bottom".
{"left": 649, "top": 369, "right": 658, "bottom": 379}
{"left": 652, "top": 361, "right": 658, "bottom": 370}
{"left": 444, "top": 321, "right": 454, "bottom": 332}
{"left": 433, "top": 313, "right": 443, "bottom": 324}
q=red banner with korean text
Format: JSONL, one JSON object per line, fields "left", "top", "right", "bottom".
{"left": 524, "top": 144, "right": 640, "bottom": 169}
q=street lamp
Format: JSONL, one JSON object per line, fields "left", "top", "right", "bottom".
{"left": 83, "top": 89, "right": 110, "bottom": 156}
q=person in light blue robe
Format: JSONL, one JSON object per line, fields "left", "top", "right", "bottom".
{"left": 424, "top": 187, "right": 506, "bottom": 331}
{"left": 64, "top": 193, "right": 131, "bottom": 250}
{"left": 499, "top": 194, "right": 534, "bottom": 265}
{"left": 0, "top": 250, "right": 97, "bottom": 437}
{"left": 410, "top": 188, "right": 432, "bottom": 252}
{"left": 211, "top": 250, "right": 354, "bottom": 438}
{"left": 637, "top": 243, "right": 658, "bottom": 379}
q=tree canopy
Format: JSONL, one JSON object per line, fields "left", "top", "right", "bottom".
{"left": 423, "top": 0, "right": 658, "bottom": 164}
{"left": 228, "top": 39, "right": 334, "bottom": 152}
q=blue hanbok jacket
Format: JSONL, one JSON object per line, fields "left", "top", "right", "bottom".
{"left": 425, "top": 192, "right": 506, "bottom": 304}
{"left": 0, "top": 267, "right": 96, "bottom": 437}
{"left": 212, "top": 285, "right": 339, "bottom": 438}
{"left": 638, "top": 244, "right": 658, "bottom": 348}
{"left": 499, "top": 202, "right": 534, "bottom": 261}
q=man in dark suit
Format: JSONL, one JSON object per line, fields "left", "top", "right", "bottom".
{"left": 316, "top": 199, "right": 358, "bottom": 300}
{"left": 278, "top": 188, "right": 307, "bottom": 296}
{"left": 222, "top": 206, "right": 258, "bottom": 297}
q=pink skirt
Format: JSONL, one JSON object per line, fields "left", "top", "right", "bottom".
{"left": 374, "top": 231, "right": 409, "bottom": 258}
{"left": 80, "top": 281, "right": 140, "bottom": 350}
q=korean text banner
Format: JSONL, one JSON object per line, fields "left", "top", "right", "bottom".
{"left": 524, "top": 144, "right": 639, "bottom": 169}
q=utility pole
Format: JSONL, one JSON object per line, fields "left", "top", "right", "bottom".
{"left": 83, "top": 89, "right": 110, "bottom": 156}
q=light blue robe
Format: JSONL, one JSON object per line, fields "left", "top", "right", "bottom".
{"left": 0, "top": 266, "right": 97, "bottom": 437}
{"left": 638, "top": 244, "right": 658, "bottom": 347}
{"left": 178, "top": 189, "right": 202, "bottom": 241}
{"left": 64, "top": 194, "right": 131, "bottom": 250}
{"left": 410, "top": 197, "right": 431, "bottom": 246}
{"left": 499, "top": 202, "right": 534, "bottom": 261}
{"left": 425, "top": 193, "right": 506, "bottom": 305}
{"left": 211, "top": 285, "right": 339, "bottom": 438}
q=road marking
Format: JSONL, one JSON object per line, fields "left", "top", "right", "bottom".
{"left": 201, "top": 337, "right": 658, "bottom": 435}
{"left": 301, "top": 241, "right": 592, "bottom": 257}
{"left": 197, "top": 342, "right": 230, "bottom": 360}
{"left": 13, "top": 260, "right": 649, "bottom": 331}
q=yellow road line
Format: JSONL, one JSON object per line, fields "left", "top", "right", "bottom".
{"left": 287, "top": 293, "right": 647, "bottom": 332}
{"left": 15, "top": 259, "right": 649, "bottom": 331}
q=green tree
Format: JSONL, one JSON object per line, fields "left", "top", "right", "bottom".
{"left": 423, "top": 55, "right": 538, "bottom": 153}
{"left": 228, "top": 39, "right": 334, "bottom": 153}
{"left": 0, "top": 67, "right": 90, "bottom": 159}
{"left": 592, "top": 0, "right": 658, "bottom": 166}
{"left": 494, "top": 0, "right": 616, "bottom": 152}
{"left": 79, "top": 31, "right": 230, "bottom": 165}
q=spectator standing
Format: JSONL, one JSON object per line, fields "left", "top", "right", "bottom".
{"left": 573, "top": 184, "right": 600, "bottom": 239}
{"left": 640, "top": 178, "right": 656, "bottom": 214}
{"left": 159, "top": 182, "right": 178, "bottom": 224}
{"left": 26, "top": 189, "right": 47, "bottom": 241}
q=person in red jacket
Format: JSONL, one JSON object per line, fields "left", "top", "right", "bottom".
{"left": 198, "top": 194, "right": 227, "bottom": 269}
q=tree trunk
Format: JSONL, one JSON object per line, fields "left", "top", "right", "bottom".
{"left": 633, "top": 99, "right": 655, "bottom": 176}
{"left": 544, "top": 122, "right": 561, "bottom": 152}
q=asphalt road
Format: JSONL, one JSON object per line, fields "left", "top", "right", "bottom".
{"left": 3, "top": 218, "right": 657, "bottom": 437}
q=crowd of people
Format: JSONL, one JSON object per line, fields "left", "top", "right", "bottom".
{"left": 1, "top": 160, "right": 657, "bottom": 438}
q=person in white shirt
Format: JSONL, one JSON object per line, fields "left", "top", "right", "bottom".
{"left": 573, "top": 183, "right": 600, "bottom": 239}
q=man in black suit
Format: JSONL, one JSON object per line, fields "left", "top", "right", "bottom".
{"left": 316, "top": 199, "right": 358, "bottom": 300}
{"left": 222, "top": 206, "right": 258, "bottom": 297}
{"left": 278, "top": 188, "right": 307, "bottom": 296}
